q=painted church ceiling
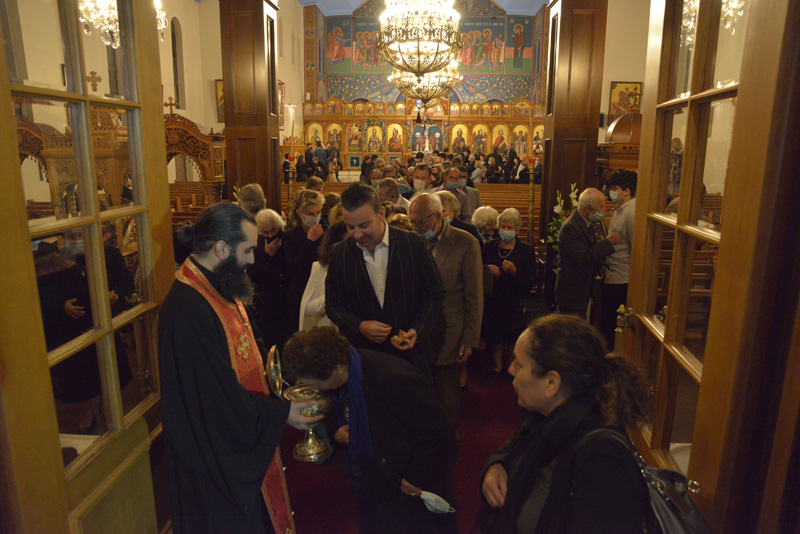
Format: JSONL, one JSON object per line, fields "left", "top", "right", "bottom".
{"left": 353, "top": 0, "right": 505, "bottom": 17}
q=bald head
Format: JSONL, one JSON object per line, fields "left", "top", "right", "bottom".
{"left": 578, "top": 187, "right": 605, "bottom": 211}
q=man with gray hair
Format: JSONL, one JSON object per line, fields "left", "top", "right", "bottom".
{"left": 377, "top": 178, "right": 410, "bottom": 210}
{"left": 555, "top": 187, "right": 621, "bottom": 318}
{"left": 408, "top": 193, "right": 482, "bottom": 429}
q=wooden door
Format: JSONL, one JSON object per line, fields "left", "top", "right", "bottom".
{"left": 0, "top": 1, "right": 173, "bottom": 532}
{"left": 625, "top": 0, "right": 800, "bottom": 531}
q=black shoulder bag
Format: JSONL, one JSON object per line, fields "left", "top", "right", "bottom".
{"left": 575, "top": 429, "right": 714, "bottom": 534}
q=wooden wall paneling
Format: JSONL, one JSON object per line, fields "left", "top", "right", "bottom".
{"left": 541, "top": 0, "right": 607, "bottom": 302}
{"left": 220, "top": 0, "right": 280, "bottom": 208}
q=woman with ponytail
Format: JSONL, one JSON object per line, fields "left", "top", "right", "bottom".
{"left": 478, "top": 314, "right": 650, "bottom": 534}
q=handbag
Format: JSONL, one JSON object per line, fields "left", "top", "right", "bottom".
{"left": 576, "top": 429, "right": 714, "bottom": 534}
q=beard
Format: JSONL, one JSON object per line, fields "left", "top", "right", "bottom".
{"left": 214, "top": 254, "right": 255, "bottom": 305}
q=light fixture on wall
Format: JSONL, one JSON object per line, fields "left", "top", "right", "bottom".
{"left": 79, "top": 0, "right": 169, "bottom": 49}
{"left": 389, "top": 59, "right": 462, "bottom": 121}
{"left": 378, "top": 0, "right": 463, "bottom": 79}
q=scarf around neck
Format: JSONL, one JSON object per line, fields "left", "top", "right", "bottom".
{"left": 335, "top": 347, "right": 375, "bottom": 480}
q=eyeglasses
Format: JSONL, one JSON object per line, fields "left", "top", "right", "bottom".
{"left": 410, "top": 212, "right": 436, "bottom": 228}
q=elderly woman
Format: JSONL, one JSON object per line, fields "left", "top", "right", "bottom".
{"left": 436, "top": 190, "right": 481, "bottom": 244}
{"left": 283, "top": 189, "right": 326, "bottom": 331}
{"left": 471, "top": 160, "right": 486, "bottom": 184}
{"left": 248, "top": 209, "right": 291, "bottom": 349}
{"left": 472, "top": 206, "right": 500, "bottom": 243}
{"left": 482, "top": 208, "right": 536, "bottom": 376}
{"left": 479, "top": 314, "right": 649, "bottom": 533}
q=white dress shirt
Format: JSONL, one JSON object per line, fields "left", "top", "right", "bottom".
{"left": 356, "top": 222, "right": 390, "bottom": 308}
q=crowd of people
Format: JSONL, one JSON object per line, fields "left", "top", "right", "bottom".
{"left": 158, "top": 166, "right": 652, "bottom": 534}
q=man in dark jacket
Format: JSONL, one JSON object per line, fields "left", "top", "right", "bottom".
{"left": 283, "top": 327, "right": 458, "bottom": 534}
{"left": 555, "top": 188, "right": 620, "bottom": 318}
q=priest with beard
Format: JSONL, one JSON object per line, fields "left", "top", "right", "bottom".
{"left": 159, "top": 203, "right": 322, "bottom": 534}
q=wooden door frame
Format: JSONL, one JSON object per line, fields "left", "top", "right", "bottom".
{"left": 628, "top": 0, "right": 800, "bottom": 530}
{"left": 0, "top": 1, "right": 174, "bottom": 531}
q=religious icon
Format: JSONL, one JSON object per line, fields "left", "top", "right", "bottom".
{"left": 307, "top": 123, "right": 323, "bottom": 144}
{"left": 347, "top": 123, "right": 363, "bottom": 152}
{"left": 608, "top": 81, "right": 643, "bottom": 123}
{"left": 387, "top": 124, "right": 403, "bottom": 152}
{"left": 327, "top": 124, "right": 342, "bottom": 149}
{"left": 472, "top": 125, "right": 488, "bottom": 154}
{"left": 451, "top": 125, "right": 467, "bottom": 154}
{"left": 492, "top": 126, "right": 507, "bottom": 153}
{"left": 512, "top": 125, "right": 529, "bottom": 155}
{"left": 327, "top": 27, "right": 349, "bottom": 68}
{"left": 367, "top": 126, "right": 383, "bottom": 152}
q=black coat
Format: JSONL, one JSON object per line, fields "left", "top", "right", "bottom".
{"left": 248, "top": 233, "right": 291, "bottom": 349}
{"left": 325, "top": 226, "right": 445, "bottom": 374}
{"left": 555, "top": 211, "right": 616, "bottom": 313}
{"left": 282, "top": 225, "right": 322, "bottom": 332}
{"left": 480, "top": 396, "right": 647, "bottom": 534}
{"left": 159, "top": 262, "right": 291, "bottom": 533}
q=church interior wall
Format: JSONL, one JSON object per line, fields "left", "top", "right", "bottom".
{"left": 158, "top": 0, "right": 223, "bottom": 183}
{"left": 276, "top": 0, "right": 306, "bottom": 143}
{"left": 598, "top": 0, "right": 649, "bottom": 143}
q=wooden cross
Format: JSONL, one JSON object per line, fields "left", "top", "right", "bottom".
{"left": 164, "top": 96, "right": 178, "bottom": 114}
{"left": 86, "top": 71, "right": 102, "bottom": 92}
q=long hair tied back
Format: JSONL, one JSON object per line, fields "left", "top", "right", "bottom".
{"left": 525, "top": 314, "right": 650, "bottom": 430}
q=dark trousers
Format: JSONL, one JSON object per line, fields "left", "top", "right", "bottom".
{"left": 432, "top": 362, "right": 463, "bottom": 430}
{"left": 601, "top": 283, "right": 628, "bottom": 351}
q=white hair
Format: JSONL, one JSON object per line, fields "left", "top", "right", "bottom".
{"left": 255, "top": 208, "right": 285, "bottom": 229}
{"left": 435, "top": 190, "right": 460, "bottom": 215}
{"left": 472, "top": 206, "right": 499, "bottom": 228}
{"left": 409, "top": 192, "right": 443, "bottom": 213}
{"left": 497, "top": 207, "right": 522, "bottom": 231}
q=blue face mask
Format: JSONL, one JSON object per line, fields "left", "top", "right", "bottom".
{"left": 499, "top": 229, "right": 516, "bottom": 242}
{"left": 589, "top": 210, "right": 605, "bottom": 223}
{"left": 371, "top": 180, "right": 380, "bottom": 188}
{"left": 457, "top": 178, "right": 467, "bottom": 188}
{"left": 303, "top": 215, "right": 320, "bottom": 227}
{"left": 443, "top": 216, "right": 452, "bottom": 224}
{"left": 609, "top": 190, "right": 620, "bottom": 202}
{"left": 445, "top": 180, "right": 458, "bottom": 191}
{"left": 422, "top": 228, "right": 437, "bottom": 241}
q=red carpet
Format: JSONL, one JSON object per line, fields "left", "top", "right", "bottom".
{"left": 280, "top": 349, "right": 521, "bottom": 534}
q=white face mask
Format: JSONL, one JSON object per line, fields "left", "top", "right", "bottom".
{"left": 420, "top": 491, "right": 456, "bottom": 514}
{"left": 413, "top": 178, "right": 426, "bottom": 191}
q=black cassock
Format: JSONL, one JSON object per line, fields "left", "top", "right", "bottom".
{"left": 158, "top": 265, "right": 290, "bottom": 534}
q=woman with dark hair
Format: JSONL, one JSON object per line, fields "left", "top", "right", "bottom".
{"left": 485, "top": 156, "right": 498, "bottom": 183}
{"left": 478, "top": 314, "right": 650, "bottom": 534}
{"left": 298, "top": 222, "right": 349, "bottom": 330}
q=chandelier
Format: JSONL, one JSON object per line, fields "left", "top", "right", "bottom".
{"left": 79, "top": 0, "right": 120, "bottom": 49}
{"left": 79, "top": 0, "right": 169, "bottom": 49}
{"left": 378, "top": 0, "right": 463, "bottom": 79}
{"left": 681, "top": 0, "right": 746, "bottom": 49}
{"left": 389, "top": 60, "right": 462, "bottom": 120}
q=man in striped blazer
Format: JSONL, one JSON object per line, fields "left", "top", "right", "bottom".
{"left": 326, "top": 183, "right": 445, "bottom": 376}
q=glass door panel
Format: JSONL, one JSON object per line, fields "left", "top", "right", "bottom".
{"left": 699, "top": 98, "right": 735, "bottom": 230}
{"left": 668, "top": 365, "right": 700, "bottom": 473}
{"left": 2, "top": 0, "right": 71, "bottom": 90}
{"left": 665, "top": 108, "right": 688, "bottom": 206}
{"left": 15, "top": 96, "right": 89, "bottom": 223}
{"left": 674, "top": 0, "right": 699, "bottom": 98}
{"left": 651, "top": 224, "right": 677, "bottom": 322}
{"left": 712, "top": 0, "right": 750, "bottom": 87}
{"left": 680, "top": 242, "right": 718, "bottom": 362}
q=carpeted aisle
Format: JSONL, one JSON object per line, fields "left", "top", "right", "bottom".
{"left": 280, "top": 349, "right": 521, "bottom": 534}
